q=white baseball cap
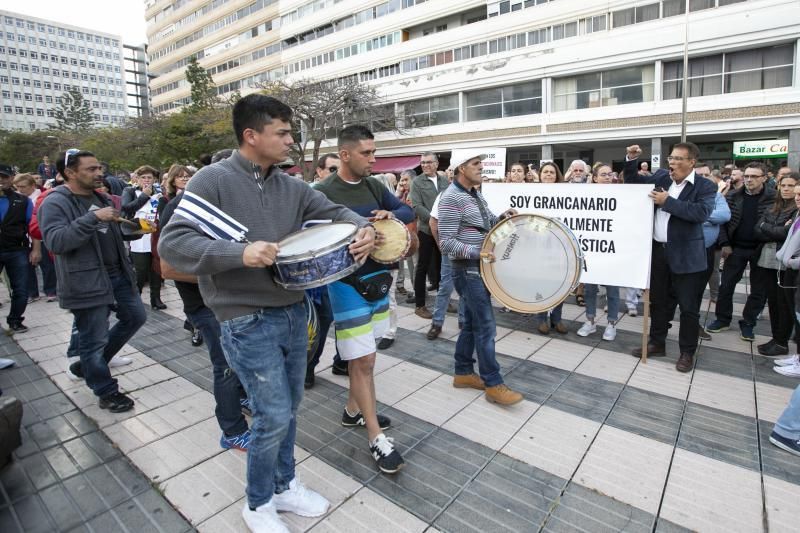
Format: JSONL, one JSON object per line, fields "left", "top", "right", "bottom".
{"left": 449, "top": 149, "right": 487, "bottom": 171}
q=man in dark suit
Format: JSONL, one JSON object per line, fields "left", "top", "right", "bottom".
{"left": 410, "top": 152, "right": 449, "bottom": 318}
{"left": 624, "top": 143, "right": 717, "bottom": 372}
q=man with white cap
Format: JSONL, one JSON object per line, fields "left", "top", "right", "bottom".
{"left": 437, "top": 150, "right": 523, "bottom": 405}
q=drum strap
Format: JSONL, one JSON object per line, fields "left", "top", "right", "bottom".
{"left": 470, "top": 189, "right": 492, "bottom": 234}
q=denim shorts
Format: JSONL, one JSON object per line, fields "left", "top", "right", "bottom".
{"left": 327, "top": 280, "right": 389, "bottom": 360}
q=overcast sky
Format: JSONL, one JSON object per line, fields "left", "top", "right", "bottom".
{"left": 7, "top": 0, "right": 148, "bottom": 44}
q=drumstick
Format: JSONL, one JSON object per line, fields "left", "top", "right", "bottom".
{"left": 114, "top": 217, "right": 141, "bottom": 228}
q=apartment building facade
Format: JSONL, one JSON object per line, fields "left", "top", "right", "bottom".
{"left": 0, "top": 10, "right": 129, "bottom": 131}
{"left": 146, "top": 0, "right": 800, "bottom": 169}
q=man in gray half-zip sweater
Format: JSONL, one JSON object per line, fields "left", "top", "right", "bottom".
{"left": 159, "top": 95, "right": 374, "bottom": 533}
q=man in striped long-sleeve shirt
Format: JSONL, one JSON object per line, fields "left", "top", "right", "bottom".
{"left": 437, "top": 150, "right": 523, "bottom": 406}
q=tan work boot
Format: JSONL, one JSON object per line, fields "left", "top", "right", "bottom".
{"left": 453, "top": 374, "right": 485, "bottom": 390}
{"left": 485, "top": 384, "right": 523, "bottom": 405}
{"left": 415, "top": 306, "right": 432, "bottom": 319}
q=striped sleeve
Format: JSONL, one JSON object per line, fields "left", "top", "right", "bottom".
{"left": 438, "top": 188, "right": 481, "bottom": 260}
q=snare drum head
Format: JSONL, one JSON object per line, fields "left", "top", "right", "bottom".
{"left": 481, "top": 214, "right": 582, "bottom": 314}
{"left": 278, "top": 223, "right": 356, "bottom": 257}
{"left": 370, "top": 218, "right": 410, "bottom": 264}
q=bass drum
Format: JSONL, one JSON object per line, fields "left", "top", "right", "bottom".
{"left": 304, "top": 293, "right": 320, "bottom": 363}
{"left": 480, "top": 214, "right": 583, "bottom": 314}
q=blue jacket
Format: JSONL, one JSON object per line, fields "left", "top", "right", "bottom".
{"left": 703, "top": 192, "right": 731, "bottom": 248}
{"left": 624, "top": 159, "right": 717, "bottom": 274}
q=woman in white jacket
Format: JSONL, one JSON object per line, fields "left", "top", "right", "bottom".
{"left": 772, "top": 174, "right": 800, "bottom": 377}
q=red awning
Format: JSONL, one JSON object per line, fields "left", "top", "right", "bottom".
{"left": 371, "top": 156, "right": 420, "bottom": 173}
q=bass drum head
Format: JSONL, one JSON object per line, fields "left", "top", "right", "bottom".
{"left": 369, "top": 218, "right": 410, "bottom": 264}
{"left": 304, "top": 294, "right": 320, "bottom": 363}
{"left": 480, "top": 214, "right": 582, "bottom": 314}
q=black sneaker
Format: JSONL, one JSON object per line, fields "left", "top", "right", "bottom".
{"left": 759, "top": 342, "right": 789, "bottom": 357}
{"left": 331, "top": 360, "right": 349, "bottom": 376}
{"left": 370, "top": 434, "right": 404, "bottom": 474}
{"left": 376, "top": 338, "right": 394, "bottom": 350}
{"left": 698, "top": 329, "right": 712, "bottom": 341}
{"left": 769, "top": 431, "right": 800, "bottom": 457}
{"left": 191, "top": 329, "right": 203, "bottom": 347}
{"left": 342, "top": 409, "right": 391, "bottom": 430}
{"left": 304, "top": 367, "right": 315, "bottom": 389}
{"left": 740, "top": 323, "right": 755, "bottom": 342}
{"left": 8, "top": 322, "right": 28, "bottom": 334}
{"left": 98, "top": 391, "right": 134, "bottom": 413}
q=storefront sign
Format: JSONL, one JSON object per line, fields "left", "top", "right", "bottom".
{"left": 733, "top": 140, "right": 788, "bottom": 159}
{"left": 483, "top": 183, "right": 654, "bottom": 288}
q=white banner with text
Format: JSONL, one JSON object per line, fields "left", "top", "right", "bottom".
{"left": 482, "top": 183, "right": 654, "bottom": 288}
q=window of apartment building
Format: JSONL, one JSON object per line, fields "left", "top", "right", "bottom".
{"left": 68, "top": 30, "right": 75, "bottom": 38}
{"left": 36, "top": 109, "right": 43, "bottom": 116}
{"left": 31, "top": 66, "right": 39, "bottom": 74}
{"left": 8, "top": 48, "right": 16, "bottom": 56}
{"left": 58, "top": 28, "right": 65, "bottom": 36}
{"left": 554, "top": 65, "right": 655, "bottom": 111}
{"left": 38, "top": 38, "right": 46, "bottom": 46}
{"left": 12, "top": 92, "right": 21, "bottom": 99}
{"left": 583, "top": 15, "right": 607, "bottom": 34}
{"left": 404, "top": 94, "right": 459, "bottom": 127}
{"left": 2, "top": 106, "right": 10, "bottom": 114}
{"left": 33, "top": 80, "right": 40, "bottom": 87}
{"left": 35, "top": 94, "right": 42, "bottom": 102}
{"left": 59, "top": 43, "right": 66, "bottom": 50}
{"left": 44, "top": 81, "right": 51, "bottom": 88}
{"left": 23, "top": 93, "right": 32, "bottom": 101}
{"left": 613, "top": 3, "right": 659, "bottom": 27}
{"left": 30, "top": 51, "right": 37, "bottom": 59}
{"left": 0, "top": 90, "right": 8, "bottom": 98}
{"left": 466, "top": 81, "right": 543, "bottom": 121}
{"left": 47, "top": 109, "right": 54, "bottom": 117}
{"left": 552, "top": 21, "right": 578, "bottom": 40}
{"left": 45, "top": 95, "right": 52, "bottom": 103}
{"left": 70, "top": 58, "right": 78, "bottom": 65}
{"left": 14, "top": 107, "right": 23, "bottom": 114}
{"left": 663, "top": 43, "right": 794, "bottom": 98}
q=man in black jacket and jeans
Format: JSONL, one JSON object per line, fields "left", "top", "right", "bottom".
{"left": 39, "top": 150, "right": 146, "bottom": 413}
{"left": 0, "top": 163, "right": 33, "bottom": 333}
{"left": 706, "top": 162, "right": 775, "bottom": 341}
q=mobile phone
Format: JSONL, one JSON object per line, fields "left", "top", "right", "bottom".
{"left": 654, "top": 186, "right": 664, "bottom": 192}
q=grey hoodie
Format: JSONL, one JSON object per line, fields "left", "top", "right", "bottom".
{"left": 158, "top": 150, "right": 366, "bottom": 322}
{"left": 776, "top": 217, "right": 800, "bottom": 270}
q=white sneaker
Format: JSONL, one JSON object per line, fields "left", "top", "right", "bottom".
{"left": 602, "top": 324, "right": 617, "bottom": 341}
{"left": 577, "top": 321, "right": 596, "bottom": 337}
{"left": 774, "top": 362, "right": 800, "bottom": 378}
{"left": 774, "top": 354, "right": 800, "bottom": 367}
{"left": 272, "top": 479, "right": 329, "bottom": 517}
{"left": 628, "top": 307, "right": 638, "bottom": 317}
{"left": 108, "top": 356, "right": 133, "bottom": 368}
{"left": 242, "top": 500, "right": 289, "bottom": 533}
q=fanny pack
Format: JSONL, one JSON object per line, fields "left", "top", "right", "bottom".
{"left": 343, "top": 270, "right": 392, "bottom": 302}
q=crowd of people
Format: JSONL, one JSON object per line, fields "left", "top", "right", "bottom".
{"left": 0, "top": 93, "right": 799, "bottom": 532}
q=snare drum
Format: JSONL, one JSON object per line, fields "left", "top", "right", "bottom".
{"left": 480, "top": 214, "right": 583, "bottom": 314}
{"left": 370, "top": 218, "right": 411, "bottom": 264}
{"left": 274, "top": 222, "right": 360, "bottom": 290}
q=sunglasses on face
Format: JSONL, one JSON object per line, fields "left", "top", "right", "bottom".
{"left": 64, "top": 148, "right": 80, "bottom": 168}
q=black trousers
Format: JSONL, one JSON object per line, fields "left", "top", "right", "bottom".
{"left": 774, "top": 269, "right": 800, "bottom": 347}
{"left": 714, "top": 247, "right": 769, "bottom": 327}
{"left": 131, "top": 251, "right": 161, "bottom": 302}
{"left": 650, "top": 243, "right": 707, "bottom": 355}
{"left": 414, "top": 230, "right": 440, "bottom": 307}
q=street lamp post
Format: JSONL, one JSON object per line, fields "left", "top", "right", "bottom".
{"left": 680, "top": 0, "right": 690, "bottom": 143}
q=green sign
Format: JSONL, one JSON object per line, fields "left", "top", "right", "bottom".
{"left": 733, "top": 139, "right": 788, "bottom": 159}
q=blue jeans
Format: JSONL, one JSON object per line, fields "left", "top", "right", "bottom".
{"left": 220, "top": 302, "right": 306, "bottom": 509}
{"left": 432, "top": 256, "right": 466, "bottom": 327}
{"left": 536, "top": 303, "right": 563, "bottom": 325}
{"left": 452, "top": 264, "right": 503, "bottom": 387}
{"left": 186, "top": 306, "right": 248, "bottom": 437}
{"left": 28, "top": 242, "right": 57, "bottom": 298}
{"left": 584, "top": 284, "right": 620, "bottom": 322}
{"left": 0, "top": 250, "right": 30, "bottom": 325}
{"left": 71, "top": 274, "right": 147, "bottom": 397}
{"left": 774, "top": 384, "right": 800, "bottom": 440}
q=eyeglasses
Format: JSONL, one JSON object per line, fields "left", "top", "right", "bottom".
{"left": 420, "top": 161, "right": 437, "bottom": 165}
{"left": 175, "top": 175, "right": 191, "bottom": 181}
{"left": 64, "top": 148, "right": 80, "bottom": 168}
{"left": 327, "top": 166, "right": 339, "bottom": 173}
{"left": 666, "top": 156, "right": 690, "bottom": 162}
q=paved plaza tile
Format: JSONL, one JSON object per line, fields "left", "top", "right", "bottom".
{"left": 2, "top": 280, "right": 799, "bottom": 532}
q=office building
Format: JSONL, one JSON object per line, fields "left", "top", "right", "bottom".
{"left": 0, "top": 9, "right": 129, "bottom": 131}
{"left": 144, "top": 0, "right": 797, "bottom": 169}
